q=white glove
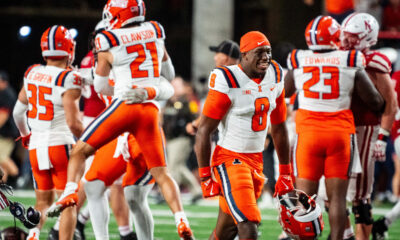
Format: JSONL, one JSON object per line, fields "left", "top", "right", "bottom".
{"left": 121, "top": 88, "right": 148, "bottom": 104}
{"left": 373, "top": 128, "right": 390, "bottom": 162}
{"left": 373, "top": 140, "right": 387, "bottom": 162}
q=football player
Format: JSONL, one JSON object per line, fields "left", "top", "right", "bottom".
{"left": 341, "top": 13, "right": 398, "bottom": 240}
{"left": 285, "top": 15, "right": 385, "bottom": 240}
{"left": 47, "top": 0, "right": 194, "bottom": 239}
{"left": 195, "top": 31, "right": 294, "bottom": 240}
{"left": 12, "top": 25, "right": 84, "bottom": 240}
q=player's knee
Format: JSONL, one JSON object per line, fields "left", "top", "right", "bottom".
{"left": 124, "top": 184, "right": 151, "bottom": 210}
{"left": 352, "top": 201, "right": 373, "bottom": 225}
{"left": 237, "top": 221, "right": 258, "bottom": 239}
{"left": 84, "top": 180, "right": 106, "bottom": 198}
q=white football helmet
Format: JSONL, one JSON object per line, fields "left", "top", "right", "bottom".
{"left": 341, "top": 13, "right": 379, "bottom": 51}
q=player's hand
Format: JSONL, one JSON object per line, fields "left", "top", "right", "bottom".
{"left": 274, "top": 174, "right": 294, "bottom": 197}
{"left": 185, "top": 121, "right": 198, "bottom": 135}
{"left": 373, "top": 128, "right": 390, "bottom": 162}
{"left": 16, "top": 133, "right": 31, "bottom": 149}
{"left": 121, "top": 88, "right": 148, "bottom": 104}
{"left": 199, "top": 166, "right": 220, "bottom": 198}
{"left": 201, "top": 177, "right": 220, "bottom": 198}
{"left": 47, "top": 182, "right": 78, "bottom": 217}
{"left": 373, "top": 139, "right": 387, "bottom": 162}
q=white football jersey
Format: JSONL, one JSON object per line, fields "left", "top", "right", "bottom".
{"left": 287, "top": 49, "right": 365, "bottom": 112}
{"left": 23, "top": 64, "right": 82, "bottom": 149}
{"left": 209, "top": 61, "right": 284, "bottom": 153}
{"left": 95, "top": 21, "right": 166, "bottom": 99}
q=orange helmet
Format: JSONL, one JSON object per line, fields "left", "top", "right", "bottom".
{"left": 278, "top": 190, "right": 324, "bottom": 240}
{"left": 41, "top": 25, "right": 75, "bottom": 63}
{"left": 305, "top": 16, "right": 340, "bottom": 51}
{"left": 103, "top": 0, "right": 146, "bottom": 29}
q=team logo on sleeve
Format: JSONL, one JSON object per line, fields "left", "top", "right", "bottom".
{"left": 233, "top": 159, "right": 242, "bottom": 165}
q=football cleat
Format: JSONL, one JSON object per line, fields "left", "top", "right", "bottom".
{"left": 177, "top": 219, "right": 195, "bottom": 240}
{"left": 47, "top": 192, "right": 78, "bottom": 217}
{"left": 372, "top": 217, "right": 388, "bottom": 240}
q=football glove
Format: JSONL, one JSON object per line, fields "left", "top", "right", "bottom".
{"left": 373, "top": 128, "right": 390, "bottom": 162}
{"left": 16, "top": 133, "right": 31, "bottom": 149}
{"left": 199, "top": 166, "right": 220, "bottom": 198}
{"left": 274, "top": 164, "right": 294, "bottom": 197}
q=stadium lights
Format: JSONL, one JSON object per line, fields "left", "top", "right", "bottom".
{"left": 69, "top": 28, "right": 78, "bottom": 39}
{"left": 19, "top": 26, "right": 31, "bottom": 37}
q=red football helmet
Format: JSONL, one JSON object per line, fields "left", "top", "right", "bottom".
{"left": 41, "top": 25, "right": 75, "bottom": 64}
{"left": 103, "top": 0, "right": 146, "bottom": 29}
{"left": 305, "top": 15, "right": 341, "bottom": 51}
{"left": 277, "top": 190, "right": 324, "bottom": 240}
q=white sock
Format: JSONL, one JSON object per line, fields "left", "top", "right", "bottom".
{"left": 118, "top": 225, "right": 133, "bottom": 236}
{"left": 124, "top": 184, "right": 154, "bottom": 240}
{"left": 27, "top": 227, "right": 40, "bottom": 239}
{"left": 385, "top": 200, "right": 400, "bottom": 226}
{"left": 84, "top": 180, "right": 110, "bottom": 240}
{"left": 343, "top": 226, "right": 354, "bottom": 238}
{"left": 53, "top": 217, "right": 60, "bottom": 231}
{"left": 174, "top": 211, "right": 189, "bottom": 228}
{"left": 78, "top": 205, "right": 91, "bottom": 224}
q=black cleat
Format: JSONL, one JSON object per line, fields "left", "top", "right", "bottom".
{"left": 47, "top": 228, "right": 59, "bottom": 240}
{"left": 120, "top": 232, "right": 138, "bottom": 240}
{"left": 372, "top": 217, "right": 388, "bottom": 240}
{"left": 75, "top": 221, "right": 86, "bottom": 240}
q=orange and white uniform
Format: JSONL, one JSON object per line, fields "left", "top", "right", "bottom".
{"left": 347, "top": 50, "right": 392, "bottom": 201}
{"left": 24, "top": 64, "right": 82, "bottom": 190}
{"left": 287, "top": 49, "right": 365, "bottom": 181}
{"left": 204, "top": 61, "right": 286, "bottom": 224}
{"left": 80, "top": 21, "right": 167, "bottom": 170}
{"left": 84, "top": 90, "right": 154, "bottom": 187}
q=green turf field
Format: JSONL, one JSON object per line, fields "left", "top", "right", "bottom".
{"left": 1, "top": 191, "right": 400, "bottom": 240}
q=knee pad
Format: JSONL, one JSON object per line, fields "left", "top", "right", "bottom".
{"left": 352, "top": 202, "right": 373, "bottom": 225}
{"left": 84, "top": 180, "right": 107, "bottom": 198}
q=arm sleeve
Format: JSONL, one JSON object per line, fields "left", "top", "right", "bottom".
{"left": 202, "top": 89, "right": 231, "bottom": 120}
{"left": 356, "top": 51, "right": 367, "bottom": 69}
{"left": 155, "top": 76, "right": 174, "bottom": 100}
{"left": 13, "top": 100, "right": 30, "bottom": 136}
{"left": 160, "top": 57, "right": 175, "bottom": 81}
{"left": 270, "top": 89, "right": 287, "bottom": 124}
{"left": 94, "top": 73, "right": 114, "bottom": 96}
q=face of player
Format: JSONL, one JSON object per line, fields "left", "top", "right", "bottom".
{"left": 242, "top": 45, "right": 272, "bottom": 78}
{"left": 341, "top": 32, "right": 360, "bottom": 50}
{"left": 214, "top": 52, "right": 229, "bottom": 67}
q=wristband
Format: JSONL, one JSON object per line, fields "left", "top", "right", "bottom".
{"left": 144, "top": 86, "right": 159, "bottom": 100}
{"left": 199, "top": 166, "right": 211, "bottom": 178}
{"left": 377, "top": 128, "right": 390, "bottom": 142}
{"left": 279, "top": 164, "right": 292, "bottom": 175}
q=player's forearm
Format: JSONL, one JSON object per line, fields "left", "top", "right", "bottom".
{"left": 271, "top": 122, "right": 290, "bottom": 165}
{"left": 380, "top": 94, "right": 397, "bottom": 131}
{"left": 194, "top": 128, "right": 212, "bottom": 168}
{"left": 13, "top": 101, "right": 30, "bottom": 136}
